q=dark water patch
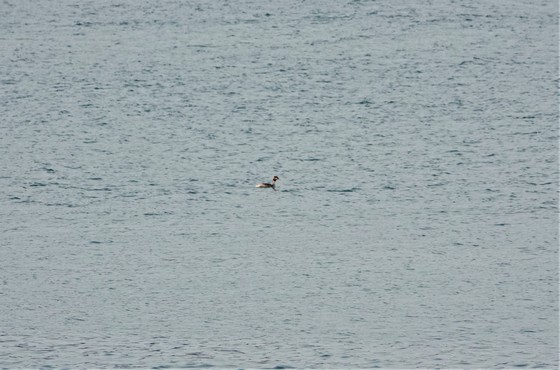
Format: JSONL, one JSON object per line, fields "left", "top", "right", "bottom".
{"left": 279, "top": 189, "right": 301, "bottom": 195}
{"left": 462, "top": 139, "right": 481, "bottom": 145}
{"left": 533, "top": 363, "right": 552, "bottom": 368}
{"left": 10, "top": 197, "right": 38, "bottom": 204}
{"left": 144, "top": 212, "right": 173, "bottom": 216}
{"left": 179, "top": 364, "right": 215, "bottom": 369}
{"left": 458, "top": 59, "right": 486, "bottom": 66}
{"left": 46, "top": 202, "right": 78, "bottom": 207}
{"left": 512, "top": 131, "right": 541, "bottom": 135}
{"left": 120, "top": 192, "right": 139, "bottom": 198}
{"left": 75, "top": 21, "right": 96, "bottom": 27}
{"left": 326, "top": 187, "right": 359, "bottom": 193}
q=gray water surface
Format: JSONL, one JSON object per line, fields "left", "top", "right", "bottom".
{"left": 1, "top": 0, "right": 558, "bottom": 368}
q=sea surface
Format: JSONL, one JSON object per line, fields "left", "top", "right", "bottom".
{"left": 0, "top": 0, "right": 558, "bottom": 368}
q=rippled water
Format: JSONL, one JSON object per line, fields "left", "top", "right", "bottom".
{"left": 1, "top": 0, "right": 558, "bottom": 368}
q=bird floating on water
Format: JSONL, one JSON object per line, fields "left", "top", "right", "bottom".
{"left": 256, "top": 176, "right": 279, "bottom": 191}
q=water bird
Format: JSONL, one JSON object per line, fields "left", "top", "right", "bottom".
{"left": 256, "top": 176, "right": 279, "bottom": 190}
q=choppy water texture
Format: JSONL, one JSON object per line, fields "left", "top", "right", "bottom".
{"left": 1, "top": 0, "right": 558, "bottom": 368}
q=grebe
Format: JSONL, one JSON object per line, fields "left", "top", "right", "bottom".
{"left": 256, "top": 176, "right": 279, "bottom": 190}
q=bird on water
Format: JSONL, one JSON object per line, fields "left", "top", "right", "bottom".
{"left": 256, "top": 176, "right": 279, "bottom": 191}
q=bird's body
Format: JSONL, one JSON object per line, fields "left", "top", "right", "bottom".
{"left": 256, "top": 176, "right": 279, "bottom": 190}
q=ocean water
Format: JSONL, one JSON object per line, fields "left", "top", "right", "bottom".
{"left": 0, "top": 0, "right": 558, "bottom": 368}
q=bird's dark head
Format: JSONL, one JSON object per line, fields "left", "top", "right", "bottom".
{"left": 273, "top": 176, "right": 279, "bottom": 181}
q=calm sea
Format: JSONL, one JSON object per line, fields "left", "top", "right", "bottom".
{"left": 1, "top": 0, "right": 558, "bottom": 368}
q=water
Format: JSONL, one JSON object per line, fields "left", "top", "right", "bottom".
{"left": 1, "top": 0, "right": 558, "bottom": 368}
